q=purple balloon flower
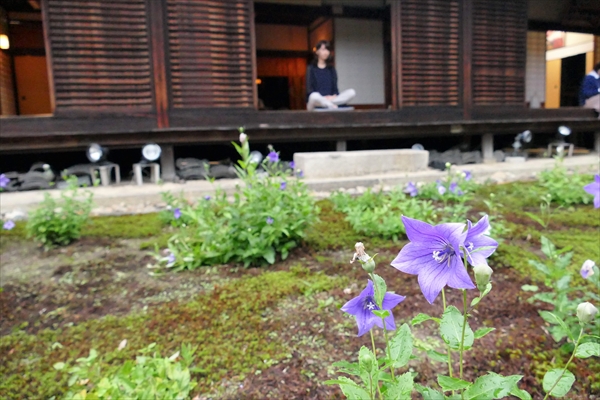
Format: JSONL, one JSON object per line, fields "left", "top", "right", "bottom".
{"left": 404, "top": 182, "right": 418, "bottom": 197}
{"left": 3, "top": 220, "right": 15, "bottom": 230}
{"left": 289, "top": 161, "right": 295, "bottom": 169}
{"left": 463, "top": 215, "right": 498, "bottom": 268}
{"left": 267, "top": 151, "right": 279, "bottom": 163}
{"left": 449, "top": 182, "right": 463, "bottom": 196}
{"left": 341, "top": 280, "right": 406, "bottom": 337}
{"left": 437, "top": 185, "right": 446, "bottom": 195}
{"left": 204, "top": 195, "right": 211, "bottom": 201}
{"left": 0, "top": 174, "right": 9, "bottom": 188}
{"left": 280, "top": 181, "right": 287, "bottom": 190}
{"left": 463, "top": 171, "right": 472, "bottom": 181}
{"left": 173, "top": 208, "right": 181, "bottom": 219}
{"left": 266, "top": 216, "right": 274, "bottom": 225}
{"left": 297, "top": 170, "right": 304, "bottom": 178}
{"left": 580, "top": 260, "right": 595, "bottom": 279}
{"left": 391, "top": 216, "right": 475, "bottom": 304}
{"left": 167, "top": 252, "right": 176, "bottom": 265}
{"left": 584, "top": 174, "right": 600, "bottom": 208}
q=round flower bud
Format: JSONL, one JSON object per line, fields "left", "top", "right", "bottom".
{"left": 359, "top": 350, "right": 375, "bottom": 371}
{"left": 473, "top": 264, "right": 493, "bottom": 291}
{"left": 239, "top": 132, "right": 248, "bottom": 144}
{"left": 577, "top": 302, "right": 598, "bottom": 324}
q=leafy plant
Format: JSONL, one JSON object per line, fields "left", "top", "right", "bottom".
{"left": 162, "top": 130, "right": 316, "bottom": 269}
{"left": 524, "top": 194, "right": 560, "bottom": 230}
{"left": 538, "top": 162, "right": 594, "bottom": 206}
{"left": 54, "top": 343, "right": 197, "bottom": 400}
{"left": 26, "top": 176, "right": 93, "bottom": 248}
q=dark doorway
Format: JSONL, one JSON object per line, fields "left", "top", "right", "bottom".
{"left": 257, "top": 76, "right": 291, "bottom": 110}
{"left": 560, "top": 53, "right": 586, "bottom": 107}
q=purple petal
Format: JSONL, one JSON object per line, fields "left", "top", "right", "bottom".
{"left": 381, "top": 292, "right": 406, "bottom": 310}
{"left": 594, "top": 195, "right": 600, "bottom": 209}
{"left": 356, "top": 310, "right": 379, "bottom": 337}
{"left": 446, "top": 260, "right": 476, "bottom": 290}
{"left": 416, "top": 260, "right": 454, "bottom": 304}
{"left": 402, "top": 216, "right": 465, "bottom": 247}
{"left": 583, "top": 182, "right": 600, "bottom": 197}
{"left": 374, "top": 312, "right": 397, "bottom": 331}
{"left": 341, "top": 295, "right": 365, "bottom": 315}
{"left": 466, "top": 215, "right": 490, "bottom": 238}
{"left": 391, "top": 242, "right": 440, "bottom": 275}
{"left": 581, "top": 269, "right": 590, "bottom": 279}
{"left": 595, "top": 174, "right": 600, "bottom": 184}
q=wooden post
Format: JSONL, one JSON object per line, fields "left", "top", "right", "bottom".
{"left": 482, "top": 133, "right": 494, "bottom": 163}
{"left": 461, "top": 0, "right": 473, "bottom": 119}
{"left": 148, "top": 0, "right": 169, "bottom": 129}
{"left": 336, "top": 140, "right": 347, "bottom": 152}
{"left": 160, "top": 145, "right": 176, "bottom": 182}
{"left": 249, "top": 0, "right": 258, "bottom": 110}
{"left": 390, "top": 0, "right": 401, "bottom": 109}
{"left": 40, "top": 0, "right": 56, "bottom": 113}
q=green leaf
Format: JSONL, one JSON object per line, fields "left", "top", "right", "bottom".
{"left": 411, "top": 313, "right": 439, "bottom": 326}
{"left": 474, "top": 327, "right": 495, "bottom": 339}
{"left": 528, "top": 260, "right": 550, "bottom": 275}
{"left": 437, "top": 375, "right": 471, "bottom": 391}
{"left": 414, "top": 384, "right": 445, "bottom": 400}
{"left": 53, "top": 362, "right": 66, "bottom": 370}
{"left": 387, "top": 323, "right": 413, "bottom": 368}
{"left": 327, "top": 376, "right": 372, "bottom": 400}
{"left": 521, "top": 285, "right": 539, "bottom": 292}
{"left": 331, "top": 360, "right": 361, "bottom": 376}
{"left": 262, "top": 247, "right": 275, "bottom": 264}
{"left": 574, "top": 342, "right": 600, "bottom": 359}
{"left": 383, "top": 372, "right": 413, "bottom": 400}
{"left": 540, "top": 236, "right": 556, "bottom": 258}
{"left": 539, "top": 311, "right": 574, "bottom": 342}
{"left": 373, "top": 274, "right": 387, "bottom": 308}
{"left": 510, "top": 385, "right": 532, "bottom": 400}
{"left": 372, "top": 310, "right": 390, "bottom": 319}
{"left": 440, "top": 306, "right": 474, "bottom": 350}
{"left": 426, "top": 350, "right": 447, "bottom": 363}
{"left": 542, "top": 369, "right": 575, "bottom": 398}
{"left": 463, "top": 373, "right": 522, "bottom": 399}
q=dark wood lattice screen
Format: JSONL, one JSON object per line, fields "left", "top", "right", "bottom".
{"left": 472, "top": 0, "right": 527, "bottom": 105}
{"left": 167, "top": 0, "right": 254, "bottom": 108}
{"left": 45, "top": 0, "right": 153, "bottom": 110}
{"left": 400, "top": 0, "right": 459, "bottom": 106}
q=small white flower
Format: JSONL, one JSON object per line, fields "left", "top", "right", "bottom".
{"left": 239, "top": 132, "right": 248, "bottom": 144}
{"left": 577, "top": 302, "right": 598, "bottom": 324}
{"left": 580, "top": 260, "right": 596, "bottom": 279}
{"left": 474, "top": 264, "right": 493, "bottom": 290}
{"left": 118, "top": 339, "right": 127, "bottom": 350}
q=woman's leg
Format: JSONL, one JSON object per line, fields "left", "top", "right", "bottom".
{"left": 307, "top": 92, "right": 336, "bottom": 110}
{"left": 331, "top": 89, "right": 356, "bottom": 105}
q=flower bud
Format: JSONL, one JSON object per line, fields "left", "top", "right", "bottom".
{"left": 580, "top": 260, "right": 596, "bottom": 279}
{"left": 359, "top": 349, "right": 375, "bottom": 371}
{"left": 473, "top": 264, "right": 493, "bottom": 291}
{"left": 351, "top": 242, "right": 375, "bottom": 273}
{"left": 577, "top": 302, "right": 598, "bottom": 324}
{"left": 239, "top": 132, "right": 247, "bottom": 144}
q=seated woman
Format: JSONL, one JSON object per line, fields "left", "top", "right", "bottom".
{"left": 579, "top": 62, "right": 600, "bottom": 117}
{"left": 306, "top": 40, "right": 356, "bottom": 111}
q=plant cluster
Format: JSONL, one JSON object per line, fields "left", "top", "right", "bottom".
{"left": 161, "top": 131, "right": 316, "bottom": 269}
{"left": 26, "top": 176, "right": 94, "bottom": 248}
{"left": 54, "top": 343, "right": 197, "bottom": 400}
{"left": 538, "top": 163, "right": 595, "bottom": 207}
{"left": 327, "top": 216, "right": 599, "bottom": 399}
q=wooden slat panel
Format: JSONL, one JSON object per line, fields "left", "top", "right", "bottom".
{"left": 472, "top": 0, "right": 527, "bottom": 105}
{"left": 167, "top": 0, "right": 254, "bottom": 108}
{"left": 400, "top": 0, "right": 460, "bottom": 106}
{"left": 45, "top": 0, "right": 153, "bottom": 111}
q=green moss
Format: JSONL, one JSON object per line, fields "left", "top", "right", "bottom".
{"left": 546, "top": 228, "right": 600, "bottom": 286}
{"left": 0, "top": 267, "right": 340, "bottom": 398}
{"left": 493, "top": 242, "right": 544, "bottom": 283}
{"left": 474, "top": 181, "right": 547, "bottom": 210}
{"left": 84, "top": 213, "right": 165, "bottom": 239}
{"left": 139, "top": 231, "right": 172, "bottom": 250}
{"left": 550, "top": 207, "right": 600, "bottom": 228}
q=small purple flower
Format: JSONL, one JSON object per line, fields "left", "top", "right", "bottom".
{"left": 584, "top": 175, "right": 600, "bottom": 208}
{"left": 0, "top": 174, "right": 9, "bottom": 188}
{"left": 289, "top": 161, "right": 295, "bottom": 169}
{"left": 266, "top": 216, "right": 274, "bottom": 225}
{"left": 297, "top": 170, "right": 304, "bottom": 178}
{"left": 267, "top": 151, "right": 279, "bottom": 163}
{"left": 463, "top": 171, "right": 472, "bottom": 181}
{"left": 463, "top": 215, "right": 498, "bottom": 268}
{"left": 3, "top": 220, "right": 15, "bottom": 230}
{"left": 449, "top": 182, "right": 463, "bottom": 196}
{"left": 391, "top": 216, "right": 475, "bottom": 304}
{"left": 437, "top": 185, "right": 446, "bottom": 195}
{"left": 173, "top": 208, "right": 181, "bottom": 219}
{"left": 204, "top": 195, "right": 211, "bottom": 201}
{"left": 167, "top": 252, "right": 176, "bottom": 265}
{"left": 404, "top": 182, "right": 418, "bottom": 197}
{"left": 280, "top": 181, "right": 287, "bottom": 190}
{"left": 581, "top": 260, "right": 596, "bottom": 279}
{"left": 341, "top": 280, "right": 406, "bottom": 337}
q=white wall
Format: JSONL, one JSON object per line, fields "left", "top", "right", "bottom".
{"left": 526, "top": 31, "right": 546, "bottom": 108}
{"left": 334, "top": 18, "right": 385, "bottom": 105}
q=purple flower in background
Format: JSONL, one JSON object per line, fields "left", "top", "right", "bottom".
{"left": 0, "top": 174, "right": 9, "bottom": 188}
{"left": 581, "top": 260, "right": 596, "bottom": 279}
{"left": 280, "top": 181, "right": 287, "bottom": 190}
{"left": 3, "top": 220, "right": 15, "bottom": 230}
{"left": 204, "top": 195, "right": 211, "bottom": 201}
{"left": 404, "top": 182, "right": 418, "bottom": 197}
{"left": 449, "top": 182, "right": 463, "bottom": 196}
{"left": 266, "top": 216, "right": 274, "bottom": 225}
{"left": 167, "top": 252, "right": 176, "bottom": 265}
{"left": 583, "top": 175, "right": 600, "bottom": 208}
{"left": 341, "top": 280, "right": 406, "bottom": 337}
{"left": 391, "top": 216, "right": 475, "bottom": 304}
{"left": 297, "top": 170, "right": 304, "bottom": 178}
{"left": 267, "top": 151, "right": 279, "bottom": 163}
{"left": 289, "top": 161, "right": 295, "bottom": 169}
{"left": 463, "top": 171, "right": 472, "bottom": 181}
{"left": 173, "top": 208, "right": 181, "bottom": 219}
{"left": 463, "top": 215, "right": 498, "bottom": 268}
{"left": 437, "top": 185, "right": 446, "bottom": 195}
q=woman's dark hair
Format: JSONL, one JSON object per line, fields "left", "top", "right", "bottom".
{"left": 312, "top": 40, "right": 333, "bottom": 66}
{"left": 595, "top": 62, "right": 600, "bottom": 72}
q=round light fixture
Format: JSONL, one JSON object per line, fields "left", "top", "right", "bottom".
{"left": 142, "top": 143, "right": 162, "bottom": 162}
{"left": 411, "top": 143, "right": 425, "bottom": 151}
{"left": 249, "top": 150, "right": 263, "bottom": 165}
{"left": 86, "top": 143, "right": 107, "bottom": 163}
{"left": 558, "top": 126, "right": 571, "bottom": 136}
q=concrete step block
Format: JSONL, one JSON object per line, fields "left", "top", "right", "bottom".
{"left": 294, "top": 149, "right": 429, "bottom": 179}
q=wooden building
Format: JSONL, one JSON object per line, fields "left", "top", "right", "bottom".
{"left": 0, "top": 0, "right": 599, "bottom": 178}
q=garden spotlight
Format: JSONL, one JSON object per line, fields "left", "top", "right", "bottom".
{"left": 249, "top": 151, "right": 263, "bottom": 165}
{"left": 141, "top": 143, "right": 162, "bottom": 163}
{"left": 512, "top": 130, "right": 532, "bottom": 155}
{"left": 86, "top": 143, "right": 108, "bottom": 163}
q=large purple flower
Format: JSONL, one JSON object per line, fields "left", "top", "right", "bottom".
{"left": 584, "top": 175, "right": 600, "bottom": 208}
{"left": 463, "top": 215, "right": 498, "bottom": 268}
{"left": 173, "top": 208, "right": 181, "bottom": 219}
{"left": 3, "top": 220, "right": 15, "bottom": 230}
{"left": 341, "top": 280, "right": 405, "bottom": 337}
{"left": 0, "top": 174, "right": 9, "bottom": 188}
{"left": 267, "top": 151, "right": 279, "bottom": 163}
{"left": 404, "top": 182, "right": 418, "bottom": 197}
{"left": 391, "top": 216, "right": 474, "bottom": 304}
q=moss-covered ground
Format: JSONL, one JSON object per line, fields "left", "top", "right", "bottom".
{"left": 1, "top": 179, "right": 599, "bottom": 399}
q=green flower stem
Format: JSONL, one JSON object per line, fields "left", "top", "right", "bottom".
{"left": 459, "top": 289, "right": 468, "bottom": 381}
{"left": 442, "top": 288, "right": 453, "bottom": 378}
{"left": 370, "top": 330, "right": 384, "bottom": 400}
{"left": 381, "top": 319, "right": 396, "bottom": 382}
{"left": 542, "top": 326, "right": 584, "bottom": 400}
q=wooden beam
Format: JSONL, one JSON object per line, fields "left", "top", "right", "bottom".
{"left": 461, "top": 0, "right": 473, "bottom": 119}
{"left": 249, "top": 0, "right": 258, "bottom": 110}
{"left": 148, "top": 0, "right": 169, "bottom": 129}
{"left": 390, "top": 0, "right": 401, "bottom": 109}
{"left": 40, "top": 0, "right": 55, "bottom": 114}
{"left": 28, "top": 0, "right": 41, "bottom": 10}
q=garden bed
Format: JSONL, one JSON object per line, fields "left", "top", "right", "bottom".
{"left": 1, "top": 180, "right": 599, "bottom": 399}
